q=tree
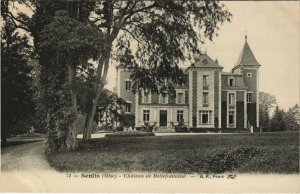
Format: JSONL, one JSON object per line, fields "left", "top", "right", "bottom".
{"left": 38, "top": 10, "right": 102, "bottom": 150}
{"left": 270, "top": 106, "right": 286, "bottom": 132}
{"left": 259, "top": 92, "right": 277, "bottom": 131}
{"left": 284, "top": 104, "right": 300, "bottom": 131}
{"left": 82, "top": 0, "right": 232, "bottom": 139}
{"left": 5, "top": 0, "right": 232, "bottom": 141}
{"left": 1, "top": 17, "right": 34, "bottom": 142}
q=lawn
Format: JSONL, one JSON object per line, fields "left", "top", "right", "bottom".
{"left": 1, "top": 133, "right": 46, "bottom": 147}
{"left": 47, "top": 131, "right": 299, "bottom": 174}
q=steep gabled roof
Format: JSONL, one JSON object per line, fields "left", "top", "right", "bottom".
{"left": 233, "top": 38, "right": 261, "bottom": 71}
{"left": 189, "top": 53, "right": 223, "bottom": 69}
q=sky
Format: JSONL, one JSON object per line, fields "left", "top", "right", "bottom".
{"left": 105, "top": 1, "right": 300, "bottom": 110}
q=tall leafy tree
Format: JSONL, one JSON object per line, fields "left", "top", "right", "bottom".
{"left": 5, "top": 0, "right": 232, "bottom": 141}
{"left": 82, "top": 0, "right": 232, "bottom": 139}
{"left": 284, "top": 104, "right": 300, "bottom": 131}
{"left": 270, "top": 106, "right": 286, "bottom": 132}
{"left": 1, "top": 17, "right": 34, "bottom": 142}
{"left": 38, "top": 10, "right": 102, "bottom": 149}
{"left": 259, "top": 92, "right": 277, "bottom": 131}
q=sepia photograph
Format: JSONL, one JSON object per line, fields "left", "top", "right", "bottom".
{"left": 1, "top": 0, "right": 300, "bottom": 192}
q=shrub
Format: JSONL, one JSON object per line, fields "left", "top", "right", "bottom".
{"left": 96, "top": 124, "right": 114, "bottom": 132}
{"left": 116, "top": 127, "right": 124, "bottom": 131}
{"left": 189, "top": 128, "right": 219, "bottom": 133}
{"left": 206, "top": 146, "right": 264, "bottom": 173}
{"left": 175, "top": 126, "right": 189, "bottom": 132}
{"left": 172, "top": 120, "right": 189, "bottom": 133}
{"left": 140, "top": 122, "right": 157, "bottom": 132}
{"left": 105, "top": 131, "right": 155, "bottom": 138}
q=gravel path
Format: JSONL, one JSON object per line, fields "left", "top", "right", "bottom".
{"left": 1, "top": 140, "right": 54, "bottom": 171}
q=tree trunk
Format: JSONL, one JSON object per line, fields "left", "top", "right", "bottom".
{"left": 66, "top": 63, "right": 78, "bottom": 150}
{"left": 83, "top": 45, "right": 112, "bottom": 140}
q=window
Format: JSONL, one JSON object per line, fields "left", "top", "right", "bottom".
{"left": 247, "top": 93, "right": 252, "bottom": 103}
{"left": 228, "top": 78, "right": 235, "bottom": 86}
{"left": 160, "top": 94, "right": 168, "bottom": 104}
{"left": 125, "top": 103, "right": 131, "bottom": 113}
{"left": 203, "top": 92, "right": 208, "bottom": 105}
{"left": 199, "top": 110, "right": 212, "bottom": 124}
{"left": 247, "top": 73, "right": 252, "bottom": 77}
{"left": 203, "top": 75, "right": 209, "bottom": 85}
{"left": 177, "top": 92, "right": 184, "bottom": 104}
{"left": 125, "top": 80, "right": 131, "bottom": 91}
{"left": 143, "top": 110, "right": 150, "bottom": 122}
{"left": 229, "top": 111, "right": 235, "bottom": 125}
{"left": 229, "top": 93, "right": 235, "bottom": 105}
{"left": 177, "top": 110, "right": 184, "bottom": 122}
{"left": 143, "top": 91, "right": 151, "bottom": 103}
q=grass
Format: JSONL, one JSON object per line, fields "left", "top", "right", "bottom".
{"left": 1, "top": 139, "right": 43, "bottom": 147}
{"left": 47, "top": 131, "right": 299, "bottom": 174}
{"left": 1, "top": 133, "right": 46, "bottom": 147}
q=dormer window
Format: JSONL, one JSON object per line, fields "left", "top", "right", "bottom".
{"left": 228, "top": 78, "right": 235, "bottom": 87}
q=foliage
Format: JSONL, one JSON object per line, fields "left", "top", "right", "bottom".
{"left": 284, "top": 104, "right": 300, "bottom": 131}
{"left": 270, "top": 106, "right": 286, "bottom": 132}
{"left": 259, "top": 92, "right": 277, "bottom": 132}
{"left": 206, "top": 146, "right": 263, "bottom": 173}
{"left": 140, "top": 122, "right": 157, "bottom": 132}
{"left": 5, "top": 0, "right": 232, "bottom": 141}
{"left": 1, "top": 17, "right": 34, "bottom": 142}
{"left": 119, "top": 114, "right": 135, "bottom": 128}
{"left": 105, "top": 131, "right": 155, "bottom": 138}
{"left": 171, "top": 120, "right": 189, "bottom": 132}
{"left": 37, "top": 9, "right": 102, "bottom": 150}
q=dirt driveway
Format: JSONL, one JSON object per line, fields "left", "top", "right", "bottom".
{"left": 1, "top": 140, "right": 54, "bottom": 171}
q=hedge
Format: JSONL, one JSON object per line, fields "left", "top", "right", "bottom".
{"left": 105, "top": 131, "right": 155, "bottom": 138}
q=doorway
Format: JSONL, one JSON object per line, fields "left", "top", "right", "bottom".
{"left": 159, "top": 110, "right": 167, "bottom": 127}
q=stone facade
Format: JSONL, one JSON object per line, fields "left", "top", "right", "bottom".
{"left": 116, "top": 37, "right": 261, "bottom": 131}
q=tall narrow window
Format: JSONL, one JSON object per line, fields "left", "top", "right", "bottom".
{"left": 228, "top": 78, "right": 235, "bottom": 86}
{"left": 143, "top": 91, "right": 150, "bottom": 103}
{"left": 143, "top": 110, "right": 150, "bottom": 122}
{"left": 125, "top": 80, "right": 131, "bottom": 91}
{"left": 203, "top": 92, "right": 208, "bottom": 105}
{"left": 247, "top": 93, "right": 252, "bottom": 103}
{"left": 203, "top": 75, "right": 209, "bottom": 85}
{"left": 177, "top": 92, "right": 184, "bottom": 104}
{"left": 160, "top": 94, "right": 168, "bottom": 104}
{"left": 229, "top": 111, "right": 235, "bottom": 125}
{"left": 199, "top": 110, "right": 212, "bottom": 124}
{"left": 229, "top": 93, "right": 235, "bottom": 105}
{"left": 125, "top": 103, "right": 131, "bottom": 113}
{"left": 177, "top": 110, "right": 184, "bottom": 122}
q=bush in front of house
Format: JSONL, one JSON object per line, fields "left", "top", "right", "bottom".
{"left": 172, "top": 121, "right": 189, "bottom": 132}
{"left": 116, "top": 127, "right": 124, "bottom": 131}
{"left": 105, "top": 131, "right": 155, "bottom": 138}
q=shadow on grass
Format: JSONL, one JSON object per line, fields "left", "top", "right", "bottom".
{"left": 47, "top": 131, "right": 299, "bottom": 174}
{"left": 1, "top": 139, "right": 44, "bottom": 147}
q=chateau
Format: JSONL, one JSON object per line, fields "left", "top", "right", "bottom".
{"left": 116, "top": 36, "right": 261, "bottom": 132}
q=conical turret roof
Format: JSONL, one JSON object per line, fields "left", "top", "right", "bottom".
{"left": 233, "top": 37, "right": 261, "bottom": 71}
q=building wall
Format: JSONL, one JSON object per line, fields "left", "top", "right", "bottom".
{"left": 243, "top": 68, "right": 259, "bottom": 128}
{"left": 136, "top": 105, "right": 189, "bottom": 127}
{"left": 117, "top": 68, "right": 136, "bottom": 114}
{"left": 187, "top": 68, "right": 221, "bottom": 128}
